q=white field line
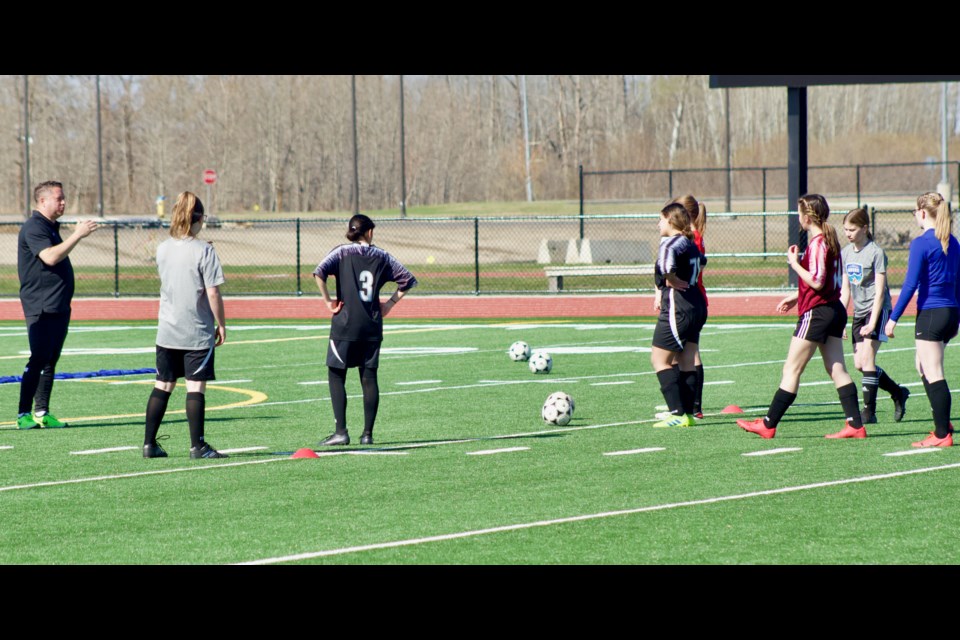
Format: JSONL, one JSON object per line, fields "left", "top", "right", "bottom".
{"left": 297, "top": 381, "right": 327, "bottom": 386}
{"left": 466, "top": 447, "right": 530, "bottom": 456}
{"left": 742, "top": 448, "right": 803, "bottom": 457}
{"left": 703, "top": 380, "right": 735, "bottom": 385}
{"left": 70, "top": 446, "right": 139, "bottom": 455}
{"left": 883, "top": 449, "right": 942, "bottom": 457}
{"left": 590, "top": 381, "right": 635, "bottom": 386}
{"left": 395, "top": 380, "right": 442, "bottom": 386}
{"left": 0, "top": 445, "right": 13, "bottom": 450}
{"left": 603, "top": 447, "right": 666, "bottom": 456}
{"left": 799, "top": 381, "right": 835, "bottom": 387}
{"left": 219, "top": 446, "right": 268, "bottom": 454}
{"left": 206, "top": 380, "right": 252, "bottom": 385}
{"left": 345, "top": 450, "right": 409, "bottom": 456}
{"left": 237, "top": 460, "right": 960, "bottom": 565}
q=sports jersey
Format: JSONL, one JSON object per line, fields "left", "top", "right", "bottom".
{"left": 314, "top": 243, "right": 418, "bottom": 341}
{"left": 797, "top": 233, "right": 841, "bottom": 316}
{"left": 655, "top": 234, "right": 706, "bottom": 313}
{"left": 692, "top": 229, "right": 708, "bottom": 307}
{"left": 890, "top": 228, "right": 960, "bottom": 322}
{"left": 155, "top": 237, "right": 225, "bottom": 350}
{"left": 841, "top": 240, "right": 891, "bottom": 318}
{"left": 18, "top": 211, "right": 74, "bottom": 316}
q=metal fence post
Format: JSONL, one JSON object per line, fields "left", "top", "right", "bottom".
{"left": 579, "top": 165, "right": 585, "bottom": 240}
{"left": 113, "top": 223, "right": 120, "bottom": 297}
{"left": 296, "top": 218, "right": 302, "bottom": 296}
{"left": 762, "top": 168, "right": 767, "bottom": 212}
{"left": 474, "top": 217, "right": 480, "bottom": 295}
{"left": 668, "top": 170, "right": 673, "bottom": 199}
{"left": 870, "top": 206, "right": 876, "bottom": 241}
{"left": 856, "top": 165, "right": 861, "bottom": 207}
{"left": 762, "top": 212, "right": 768, "bottom": 260}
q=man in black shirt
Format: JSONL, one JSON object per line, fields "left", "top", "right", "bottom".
{"left": 16, "top": 181, "right": 98, "bottom": 429}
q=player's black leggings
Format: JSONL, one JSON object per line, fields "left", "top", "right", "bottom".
{"left": 19, "top": 312, "right": 70, "bottom": 415}
{"left": 328, "top": 366, "right": 379, "bottom": 435}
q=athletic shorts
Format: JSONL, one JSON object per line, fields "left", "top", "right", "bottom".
{"left": 326, "top": 338, "right": 380, "bottom": 369}
{"left": 651, "top": 304, "right": 706, "bottom": 352}
{"left": 156, "top": 345, "right": 216, "bottom": 381}
{"left": 794, "top": 300, "right": 846, "bottom": 344}
{"left": 851, "top": 309, "right": 890, "bottom": 345}
{"left": 915, "top": 307, "right": 960, "bottom": 343}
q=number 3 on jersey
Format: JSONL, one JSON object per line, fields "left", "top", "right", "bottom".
{"left": 358, "top": 270, "right": 374, "bottom": 302}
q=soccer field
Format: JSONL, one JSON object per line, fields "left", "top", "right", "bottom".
{"left": 1, "top": 318, "right": 957, "bottom": 565}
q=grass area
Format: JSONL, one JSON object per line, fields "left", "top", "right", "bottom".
{"left": 0, "top": 317, "right": 956, "bottom": 564}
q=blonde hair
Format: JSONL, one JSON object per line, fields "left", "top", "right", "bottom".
{"left": 660, "top": 203, "right": 694, "bottom": 240}
{"left": 843, "top": 207, "right": 873, "bottom": 242}
{"left": 918, "top": 192, "right": 953, "bottom": 254}
{"left": 798, "top": 193, "right": 839, "bottom": 258}
{"left": 671, "top": 194, "right": 706, "bottom": 236}
{"left": 169, "top": 191, "right": 204, "bottom": 239}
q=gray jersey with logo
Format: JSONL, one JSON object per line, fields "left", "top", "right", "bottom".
{"left": 842, "top": 240, "right": 891, "bottom": 318}
{"left": 155, "top": 237, "right": 225, "bottom": 349}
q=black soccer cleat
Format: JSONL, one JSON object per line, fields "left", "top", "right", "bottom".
{"left": 143, "top": 441, "right": 168, "bottom": 458}
{"left": 360, "top": 432, "right": 373, "bottom": 445}
{"left": 860, "top": 407, "right": 877, "bottom": 424}
{"left": 190, "top": 443, "right": 228, "bottom": 459}
{"left": 892, "top": 386, "right": 910, "bottom": 422}
{"left": 319, "top": 431, "right": 350, "bottom": 446}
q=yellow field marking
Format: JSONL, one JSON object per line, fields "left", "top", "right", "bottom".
{"left": 0, "top": 380, "right": 267, "bottom": 428}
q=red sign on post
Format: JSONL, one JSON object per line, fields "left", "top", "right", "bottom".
{"left": 203, "top": 169, "right": 217, "bottom": 185}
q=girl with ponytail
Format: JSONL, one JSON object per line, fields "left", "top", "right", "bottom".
{"left": 737, "top": 194, "right": 866, "bottom": 440}
{"left": 885, "top": 192, "right": 960, "bottom": 447}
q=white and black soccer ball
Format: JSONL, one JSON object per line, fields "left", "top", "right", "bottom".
{"left": 546, "top": 391, "right": 575, "bottom": 414}
{"left": 508, "top": 341, "right": 531, "bottom": 362}
{"left": 542, "top": 393, "right": 573, "bottom": 426}
{"left": 528, "top": 351, "right": 552, "bottom": 374}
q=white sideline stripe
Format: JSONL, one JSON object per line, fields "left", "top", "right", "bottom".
{"left": 208, "top": 379, "right": 252, "bottom": 385}
{"left": 591, "top": 381, "right": 635, "bottom": 386}
{"left": 297, "top": 381, "right": 327, "bottom": 386}
{"left": 0, "top": 445, "right": 13, "bottom": 450}
{"left": 237, "top": 461, "right": 960, "bottom": 565}
{"left": 71, "top": 446, "right": 139, "bottom": 455}
{"left": 799, "top": 381, "right": 834, "bottom": 387}
{"left": 742, "top": 448, "right": 803, "bottom": 457}
{"left": 466, "top": 447, "right": 530, "bottom": 456}
{"left": 345, "top": 451, "right": 409, "bottom": 456}
{"left": 603, "top": 447, "right": 665, "bottom": 456}
{"left": 703, "top": 380, "right": 735, "bottom": 386}
{"left": 0, "top": 458, "right": 285, "bottom": 493}
{"left": 395, "top": 380, "right": 442, "bottom": 386}
{"left": 109, "top": 380, "right": 156, "bottom": 385}
{"left": 883, "top": 449, "right": 942, "bottom": 457}
{"left": 219, "top": 446, "right": 268, "bottom": 454}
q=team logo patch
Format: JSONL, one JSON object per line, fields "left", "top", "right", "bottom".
{"left": 846, "top": 263, "right": 863, "bottom": 285}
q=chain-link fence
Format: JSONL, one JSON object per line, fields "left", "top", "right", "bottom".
{"left": 0, "top": 211, "right": 922, "bottom": 297}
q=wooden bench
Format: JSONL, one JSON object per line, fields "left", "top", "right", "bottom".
{"left": 543, "top": 264, "right": 655, "bottom": 291}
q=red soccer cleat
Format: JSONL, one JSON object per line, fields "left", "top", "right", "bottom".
{"left": 825, "top": 424, "right": 867, "bottom": 439}
{"left": 912, "top": 432, "right": 954, "bottom": 448}
{"left": 737, "top": 417, "right": 776, "bottom": 439}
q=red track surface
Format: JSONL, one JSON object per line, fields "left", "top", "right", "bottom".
{"left": 0, "top": 294, "right": 918, "bottom": 321}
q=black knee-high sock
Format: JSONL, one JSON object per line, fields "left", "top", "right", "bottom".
{"left": 693, "top": 364, "right": 704, "bottom": 412}
{"left": 359, "top": 367, "right": 379, "bottom": 435}
{"left": 837, "top": 382, "right": 863, "bottom": 428}
{"left": 186, "top": 392, "right": 205, "bottom": 449}
{"left": 860, "top": 369, "right": 879, "bottom": 412}
{"left": 657, "top": 368, "right": 682, "bottom": 415}
{"left": 328, "top": 367, "right": 348, "bottom": 434}
{"left": 144, "top": 388, "right": 172, "bottom": 445}
{"left": 926, "top": 379, "right": 952, "bottom": 438}
{"left": 875, "top": 366, "right": 901, "bottom": 396}
{"left": 679, "top": 369, "right": 697, "bottom": 416}
{"left": 764, "top": 388, "right": 797, "bottom": 429}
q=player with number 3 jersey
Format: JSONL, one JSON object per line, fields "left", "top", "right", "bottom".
{"left": 313, "top": 214, "right": 417, "bottom": 446}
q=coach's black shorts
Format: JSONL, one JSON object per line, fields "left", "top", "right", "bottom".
{"left": 915, "top": 307, "right": 960, "bottom": 343}
{"left": 156, "top": 345, "right": 216, "bottom": 382}
{"left": 851, "top": 309, "right": 890, "bottom": 345}
{"left": 651, "top": 304, "right": 706, "bottom": 352}
{"left": 794, "top": 300, "right": 846, "bottom": 344}
{"left": 327, "top": 338, "right": 381, "bottom": 369}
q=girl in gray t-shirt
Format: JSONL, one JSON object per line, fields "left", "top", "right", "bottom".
{"left": 839, "top": 207, "right": 909, "bottom": 424}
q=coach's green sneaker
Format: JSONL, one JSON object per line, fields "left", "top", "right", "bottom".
{"left": 16, "top": 413, "right": 37, "bottom": 429}
{"left": 35, "top": 413, "right": 68, "bottom": 428}
{"left": 652, "top": 413, "right": 695, "bottom": 428}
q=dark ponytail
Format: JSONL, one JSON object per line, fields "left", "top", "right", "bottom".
{"left": 347, "top": 214, "right": 375, "bottom": 242}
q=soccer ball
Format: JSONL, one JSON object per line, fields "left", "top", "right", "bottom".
{"left": 508, "top": 341, "right": 531, "bottom": 362}
{"left": 528, "top": 351, "right": 552, "bottom": 374}
{"left": 546, "top": 391, "right": 575, "bottom": 414}
{"left": 542, "top": 393, "right": 573, "bottom": 426}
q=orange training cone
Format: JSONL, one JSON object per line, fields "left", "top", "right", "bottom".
{"left": 291, "top": 447, "right": 320, "bottom": 459}
{"left": 721, "top": 405, "right": 744, "bottom": 414}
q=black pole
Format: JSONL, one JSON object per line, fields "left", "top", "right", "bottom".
{"left": 23, "top": 75, "right": 30, "bottom": 216}
{"left": 399, "top": 75, "right": 407, "bottom": 219}
{"left": 113, "top": 223, "right": 120, "bottom": 297}
{"left": 762, "top": 168, "right": 767, "bottom": 212}
{"left": 296, "top": 217, "right": 302, "bottom": 296}
{"left": 578, "top": 164, "right": 584, "bottom": 240}
{"left": 96, "top": 75, "right": 104, "bottom": 218}
{"left": 724, "top": 88, "right": 732, "bottom": 212}
{"left": 856, "top": 164, "right": 861, "bottom": 208}
{"left": 787, "top": 86, "right": 808, "bottom": 287}
{"left": 668, "top": 169, "right": 673, "bottom": 199}
{"left": 474, "top": 217, "right": 480, "bottom": 295}
{"left": 351, "top": 75, "right": 359, "bottom": 215}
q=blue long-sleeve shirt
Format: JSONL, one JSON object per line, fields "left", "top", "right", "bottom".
{"left": 890, "top": 228, "right": 960, "bottom": 322}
